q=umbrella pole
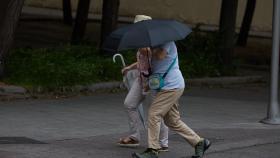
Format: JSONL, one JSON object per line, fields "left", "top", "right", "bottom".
{"left": 260, "top": 0, "right": 280, "bottom": 125}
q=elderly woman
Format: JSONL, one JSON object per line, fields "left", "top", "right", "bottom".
{"left": 118, "top": 15, "right": 169, "bottom": 152}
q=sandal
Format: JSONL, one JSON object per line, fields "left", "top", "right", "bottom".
{"left": 158, "top": 146, "right": 169, "bottom": 152}
{"left": 117, "top": 137, "right": 140, "bottom": 147}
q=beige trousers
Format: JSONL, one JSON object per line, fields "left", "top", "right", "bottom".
{"left": 148, "top": 89, "right": 201, "bottom": 149}
{"left": 124, "top": 77, "right": 169, "bottom": 147}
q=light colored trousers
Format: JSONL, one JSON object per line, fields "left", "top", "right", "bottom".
{"left": 148, "top": 89, "right": 201, "bottom": 149}
{"left": 124, "top": 77, "right": 169, "bottom": 147}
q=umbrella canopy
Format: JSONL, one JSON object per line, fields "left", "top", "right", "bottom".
{"left": 103, "top": 19, "right": 192, "bottom": 52}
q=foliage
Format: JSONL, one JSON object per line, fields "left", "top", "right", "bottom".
{"left": 4, "top": 46, "right": 124, "bottom": 90}
{"left": 4, "top": 29, "right": 235, "bottom": 90}
{"left": 176, "top": 26, "right": 228, "bottom": 78}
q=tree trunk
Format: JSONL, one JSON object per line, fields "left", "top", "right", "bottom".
{"left": 71, "top": 0, "right": 90, "bottom": 44}
{"left": 62, "top": 0, "right": 73, "bottom": 25}
{"left": 0, "top": 0, "right": 25, "bottom": 78}
{"left": 237, "top": 0, "right": 256, "bottom": 46}
{"left": 219, "top": 0, "right": 238, "bottom": 67}
{"left": 100, "top": 0, "right": 120, "bottom": 50}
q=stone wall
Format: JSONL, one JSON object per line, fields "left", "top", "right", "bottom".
{"left": 24, "top": 0, "right": 273, "bottom": 32}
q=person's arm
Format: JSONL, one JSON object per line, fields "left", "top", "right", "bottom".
{"left": 121, "top": 62, "right": 138, "bottom": 75}
{"left": 128, "top": 62, "right": 138, "bottom": 69}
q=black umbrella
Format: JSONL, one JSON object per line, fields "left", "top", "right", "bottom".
{"left": 103, "top": 19, "right": 192, "bottom": 52}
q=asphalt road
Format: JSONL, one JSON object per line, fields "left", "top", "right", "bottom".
{"left": 0, "top": 84, "right": 279, "bottom": 158}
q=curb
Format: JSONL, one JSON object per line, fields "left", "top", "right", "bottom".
{"left": 72, "top": 82, "right": 124, "bottom": 92}
{"left": 0, "top": 85, "right": 30, "bottom": 100}
{"left": 0, "top": 76, "right": 266, "bottom": 99}
{"left": 187, "top": 75, "right": 266, "bottom": 87}
{"left": 0, "top": 85, "right": 27, "bottom": 95}
{"left": 85, "top": 76, "right": 266, "bottom": 91}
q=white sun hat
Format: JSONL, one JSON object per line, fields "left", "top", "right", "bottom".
{"left": 134, "top": 15, "right": 152, "bottom": 23}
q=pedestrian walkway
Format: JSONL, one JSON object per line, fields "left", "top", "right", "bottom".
{"left": 0, "top": 85, "right": 279, "bottom": 158}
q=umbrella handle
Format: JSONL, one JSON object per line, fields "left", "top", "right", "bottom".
{"left": 113, "top": 53, "right": 126, "bottom": 67}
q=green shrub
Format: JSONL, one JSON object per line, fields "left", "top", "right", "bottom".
{"left": 5, "top": 46, "right": 125, "bottom": 89}
{"left": 4, "top": 29, "right": 234, "bottom": 91}
{"left": 176, "top": 27, "right": 233, "bottom": 78}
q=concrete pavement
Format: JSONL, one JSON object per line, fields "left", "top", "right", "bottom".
{"left": 0, "top": 85, "right": 279, "bottom": 158}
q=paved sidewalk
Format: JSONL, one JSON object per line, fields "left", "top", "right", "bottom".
{"left": 0, "top": 85, "right": 279, "bottom": 158}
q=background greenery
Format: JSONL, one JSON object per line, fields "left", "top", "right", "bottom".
{"left": 4, "top": 30, "right": 233, "bottom": 91}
